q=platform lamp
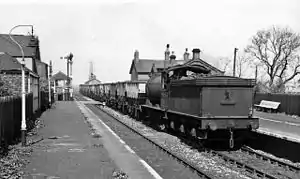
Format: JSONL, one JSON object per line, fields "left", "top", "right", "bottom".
{"left": 9, "top": 24, "right": 34, "bottom": 146}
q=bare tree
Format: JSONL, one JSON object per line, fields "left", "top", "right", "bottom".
{"left": 219, "top": 57, "right": 231, "bottom": 74}
{"left": 219, "top": 53, "right": 250, "bottom": 77}
{"left": 236, "top": 54, "right": 249, "bottom": 78}
{"left": 245, "top": 26, "right": 300, "bottom": 92}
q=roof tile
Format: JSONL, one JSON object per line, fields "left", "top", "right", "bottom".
{"left": 0, "top": 34, "right": 36, "bottom": 57}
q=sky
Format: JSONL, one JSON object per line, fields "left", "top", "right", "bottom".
{"left": 0, "top": 0, "right": 299, "bottom": 85}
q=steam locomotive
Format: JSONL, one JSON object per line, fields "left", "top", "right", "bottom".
{"left": 80, "top": 46, "right": 259, "bottom": 148}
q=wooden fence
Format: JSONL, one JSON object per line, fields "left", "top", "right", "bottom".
{"left": 0, "top": 91, "right": 54, "bottom": 148}
{"left": 0, "top": 93, "right": 33, "bottom": 147}
{"left": 254, "top": 93, "right": 300, "bottom": 116}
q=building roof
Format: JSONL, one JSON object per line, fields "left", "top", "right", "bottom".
{"left": 51, "top": 71, "right": 71, "bottom": 81}
{"left": 130, "top": 58, "right": 222, "bottom": 75}
{"left": 167, "top": 57, "right": 224, "bottom": 75}
{"left": 0, "top": 34, "right": 37, "bottom": 57}
{"left": 129, "top": 51, "right": 223, "bottom": 75}
{"left": 84, "top": 78, "right": 101, "bottom": 85}
{"left": 0, "top": 52, "right": 38, "bottom": 76}
{"left": 129, "top": 59, "right": 185, "bottom": 74}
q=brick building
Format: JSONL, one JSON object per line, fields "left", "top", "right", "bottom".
{"left": 0, "top": 53, "right": 39, "bottom": 110}
{"left": 51, "top": 71, "right": 72, "bottom": 101}
{"left": 0, "top": 33, "right": 46, "bottom": 112}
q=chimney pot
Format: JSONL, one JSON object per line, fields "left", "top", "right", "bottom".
{"left": 192, "top": 48, "right": 201, "bottom": 59}
{"left": 184, "top": 48, "right": 189, "bottom": 61}
{"left": 164, "top": 44, "right": 170, "bottom": 61}
{"left": 170, "top": 51, "right": 176, "bottom": 61}
{"left": 134, "top": 50, "right": 139, "bottom": 61}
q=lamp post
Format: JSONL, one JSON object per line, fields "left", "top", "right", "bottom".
{"left": 9, "top": 24, "right": 33, "bottom": 147}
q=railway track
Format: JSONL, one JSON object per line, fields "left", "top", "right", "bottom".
{"left": 77, "top": 94, "right": 300, "bottom": 179}
{"left": 210, "top": 147, "right": 300, "bottom": 179}
{"left": 175, "top": 126, "right": 300, "bottom": 179}
{"left": 240, "top": 146, "right": 300, "bottom": 173}
{"left": 100, "top": 105, "right": 300, "bottom": 179}
{"left": 209, "top": 150, "right": 278, "bottom": 179}
{"left": 91, "top": 103, "right": 270, "bottom": 179}
{"left": 92, "top": 104, "right": 215, "bottom": 179}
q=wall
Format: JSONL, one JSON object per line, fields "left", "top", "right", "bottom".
{"left": 1, "top": 73, "right": 40, "bottom": 113}
{"left": 138, "top": 74, "right": 150, "bottom": 82}
{"left": 0, "top": 73, "right": 28, "bottom": 96}
{"left": 130, "top": 66, "right": 138, "bottom": 81}
{"left": 36, "top": 61, "right": 48, "bottom": 79}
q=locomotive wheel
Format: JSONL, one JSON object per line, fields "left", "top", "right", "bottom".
{"left": 190, "top": 128, "right": 197, "bottom": 138}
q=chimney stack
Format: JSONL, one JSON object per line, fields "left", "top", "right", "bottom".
{"left": 134, "top": 50, "right": 139, "bottom": 61}
{"left": 164, "top": 44, "right": 170, "bottom": 61}
{"left": 192, "top": 48, "right": 201, "bottom": 60}
{"left": 170, "top": 51, "right": 176, "bottom": 63}
{"left": 183, "top": 48, "right": 189, "bottom": 61}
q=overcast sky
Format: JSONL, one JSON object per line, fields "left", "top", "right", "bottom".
{"left": 0, "top": 0, "right": 299, "bottom": 84}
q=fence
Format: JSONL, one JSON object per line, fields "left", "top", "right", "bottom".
{"left": 0, "top": 91, "right": 54, "bottom": 148}
{"left": 40, "top": 91, "right": 54, "bottom": 111}
{"left": 0, "top": 93, "right": 33, "bottom": 147}
{"left": 254, "top": 93, "right": 300, "bottom": 116}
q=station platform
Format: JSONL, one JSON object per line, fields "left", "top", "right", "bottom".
{"left": 22, "top": 101, "right": 160, "bottom": 179}
{"left": 253, "top": 111, "right": 300, "bottom": 143}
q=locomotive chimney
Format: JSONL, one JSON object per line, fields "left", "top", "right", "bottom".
{"left": 164, "top": 44, "right": 170, "bottom": 61}
{"left": 192, "top": 48, "right": 201, "bottom": 60}
{"left": 170, "top": 51, "right": 176, "bottom": 63}
{"left": 134, "top": 50, "right": 139, "bottom": 62}
{"left": 183, "top": 48, "right": 189, "bottom": 61}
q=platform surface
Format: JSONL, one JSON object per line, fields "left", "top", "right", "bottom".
{"left": 254, "top": 111, "right": 300, "bottom": 143}
{"left": 22, "top": 101, "right": 160, "bottom": 179}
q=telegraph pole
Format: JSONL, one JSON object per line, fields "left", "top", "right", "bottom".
{"left": 233, "top": 48, "right": 238, "bottom": 77}
{"left": 48, "top": 60, "right": 52, "bottom": 106}
{"left": 255, "top": 65, "right": 258, "bottom": 82}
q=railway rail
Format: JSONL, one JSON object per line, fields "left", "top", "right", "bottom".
{"left": 77, "top": 94, "right": 300, "bottom": 179}
{"left": 240, "top": 146, "right": 300, "bottom": 173}
{"left": 209, "top": 150, "right": 278, "bottom": 179}
{"left": 175, "top": 126, "right": 300, "bottom": 179}
{"left": 92, "top": 102, "right": 273, "bottom": 179}
{"left": 92, "top": 104, "right": 215, "bottom": 179}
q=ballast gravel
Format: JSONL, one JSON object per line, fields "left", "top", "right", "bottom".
{"left": 102, "top": 106, "right": 251, "bottom": 179}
